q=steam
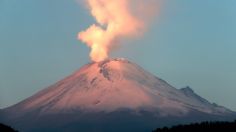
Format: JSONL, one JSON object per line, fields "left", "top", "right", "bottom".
{"left": 78, "top": 0, "right": 157, "bottom": 62}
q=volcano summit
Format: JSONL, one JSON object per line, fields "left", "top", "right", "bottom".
{"left": 1, "top": 58, "right": 235, "bottom": 132}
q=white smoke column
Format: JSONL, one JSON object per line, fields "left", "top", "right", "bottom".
{"left": 78, "top": 0, "right": 144, "bottom": 62}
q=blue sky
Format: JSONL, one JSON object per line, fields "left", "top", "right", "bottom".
{"left": 0, "top": 0, "right": 236, "bottom": 110}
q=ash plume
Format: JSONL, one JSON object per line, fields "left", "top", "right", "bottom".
{"left": 78, "top": 0, "right": 158, "bottom": 62}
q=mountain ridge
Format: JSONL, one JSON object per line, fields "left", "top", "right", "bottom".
{"left": 1, "top": 58, "right": 235, "bottom": 132}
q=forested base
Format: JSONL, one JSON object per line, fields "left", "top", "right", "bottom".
{"left": 153, "top": 120, "right": 236, "bottom": 132}
{"left": 0, "top": 123, "right": 18, "bottom": 132}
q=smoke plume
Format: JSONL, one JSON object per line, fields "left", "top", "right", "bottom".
{"left": 78, "top": 0, "right": 157, "bottom": 62}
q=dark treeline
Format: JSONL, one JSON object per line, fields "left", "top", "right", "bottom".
{"left": 0, "top": 123, "right": 18, "bottom": 132}
{"left": 153, "top": 120, "right": 236, "bottom": 132}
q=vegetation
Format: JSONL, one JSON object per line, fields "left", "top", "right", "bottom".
{"left": 153, "top": 120, "right": 236, "bottom": 132}
{"left": 0, "top": 123, "right": 18, "bottom": 132}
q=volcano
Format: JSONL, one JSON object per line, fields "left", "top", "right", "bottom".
{"left": 1, "top": 58, "right": 235, "bottom": 132}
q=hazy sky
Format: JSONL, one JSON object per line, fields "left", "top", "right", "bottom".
{"left": 1, "top": 0, "right": 236, "bottom": 110}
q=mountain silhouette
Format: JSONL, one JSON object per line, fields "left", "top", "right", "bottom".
{"left": 1, "top": 58, "right": 235, "bottom": 132}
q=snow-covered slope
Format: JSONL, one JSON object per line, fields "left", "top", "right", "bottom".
{"left": 6, "top": 58, "right": 232, "bottom": 115}
{"left": 1, "top": 58, "right": 235, "bottom": 132}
